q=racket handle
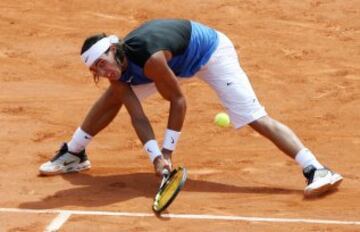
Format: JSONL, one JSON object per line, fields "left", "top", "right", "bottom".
{"left": 159, "top": 169, "right": 170, "bottom": 189}
{"left": 162, "top": 168, "right": 170, "bottom": 178}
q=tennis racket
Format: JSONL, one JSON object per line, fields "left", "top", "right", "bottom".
{"left": 152, "top": 166, "right": 187, "bottom": 213}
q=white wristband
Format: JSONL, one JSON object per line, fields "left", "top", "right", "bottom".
{"left": 144, "top": 140, "right": 161, "bottom": 163}
{"left": 162, "top": 129, "right": 181, "bottom": 151}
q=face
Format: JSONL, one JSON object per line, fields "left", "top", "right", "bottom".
{"left": 89, "top": 47, "right": 121, "bottom": 81}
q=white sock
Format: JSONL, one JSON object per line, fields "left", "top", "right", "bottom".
{"left": 295, "top": 148, "right": 324, "bottom": 169}
{"left": 67, "top": 127, "right": 92, "bottom": 153}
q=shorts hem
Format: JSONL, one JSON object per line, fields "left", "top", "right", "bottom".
{"left": 232, "top": 108, "right": 268, "bottom": 129}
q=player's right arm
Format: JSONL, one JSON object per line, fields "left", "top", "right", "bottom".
{"left": 108, "top": 80, "right": 156, "bottom": 145}
{"left": 107, "top": 80, "right": 171, "bottom": 175}
{"left": 81, "top": 80, "right": 170, "bottom": 175}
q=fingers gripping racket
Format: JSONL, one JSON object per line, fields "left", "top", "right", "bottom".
{"left": 152, "top": 167, "right": 187, "bottom": 213}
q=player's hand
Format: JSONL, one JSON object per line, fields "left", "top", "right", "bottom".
{"left": 153, "top": 156, "right": 171, "bottom": 177}
{"left": 161, "top": 148, "right": 173, "bottom": 170}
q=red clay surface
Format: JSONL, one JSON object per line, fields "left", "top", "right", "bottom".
{"left": 0, "top": 0, "right": 359, "bottom": 231}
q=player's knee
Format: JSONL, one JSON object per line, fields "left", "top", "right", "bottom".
{"left": 249, "top": 115, "right": 277, "bottom": 135}
{"left": 250, "top": 115, "right": 271, "bottom": 127}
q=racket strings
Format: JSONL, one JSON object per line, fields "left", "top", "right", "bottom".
{"left": 153, "top": 167, "right": 187, "bottom": 212}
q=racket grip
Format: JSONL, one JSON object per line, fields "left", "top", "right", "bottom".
{"left": 162, "top": 168, "right": 170, "bottom": 177}
{"left": 159, "top": 169, "right": 170, "bottom": 189}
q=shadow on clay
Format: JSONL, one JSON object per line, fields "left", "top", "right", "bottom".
{"left": 18, "top": 172, "right": 304, "bottom": 209}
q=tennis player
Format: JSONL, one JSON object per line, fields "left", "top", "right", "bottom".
{"left": 39, "top": 19, "right": 342, "bottom": 197}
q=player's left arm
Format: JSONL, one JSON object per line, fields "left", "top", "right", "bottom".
{"left": 144, "top": 51, "right": 186, "bottom": 131}
{"left": 144, "top": 51, "right": 186, "bottom": 158}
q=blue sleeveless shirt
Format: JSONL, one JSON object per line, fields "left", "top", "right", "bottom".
{"left": 119, "top": 20, "right": 219, "bottom": 85}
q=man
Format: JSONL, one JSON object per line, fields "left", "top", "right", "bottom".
{"left": 39, "top": 19, "right": 342, "bottom": 197}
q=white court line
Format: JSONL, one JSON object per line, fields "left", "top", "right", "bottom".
{"left": 44, "top": 211, "right": 71, "bottom": 232}
{"left": 0, "top": 208, "right": 359, "bottom": 226}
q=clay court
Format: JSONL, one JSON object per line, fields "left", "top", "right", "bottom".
{"left": 0, "top": 0, "right": 359, "bottom": 231}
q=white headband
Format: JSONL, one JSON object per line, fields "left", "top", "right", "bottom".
{"left": 81, "top": 35, "right": 119, "bottom": 67}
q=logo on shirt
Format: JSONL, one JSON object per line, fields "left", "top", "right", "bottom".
{"left": 127, "top": 76, "right": 134, "bottom": 83}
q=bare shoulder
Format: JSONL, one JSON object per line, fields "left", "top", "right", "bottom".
{"left": 144, "top": 50, "right": 172, "bottom": 80}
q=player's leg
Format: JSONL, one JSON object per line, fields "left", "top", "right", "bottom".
{"left": 81, "top": 87, "right": 123, "bottom": 136}
{"left": 250, "top": 116, "right": 343, "bottom": 196}
{"left": 249, "top": 116, "right": 304, "bottom": 159}
{"left": 40, "top": 81, "right": 162, "bottom": 175}
{"left": 197, "top": 31, "right": 342, "bottom": 197}
{"left": 39, "top": 85, "right": 123, "bottom": 175}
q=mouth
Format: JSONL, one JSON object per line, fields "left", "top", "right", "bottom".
{"left": 106, "top": 71, "right": 119, "bottom": 80}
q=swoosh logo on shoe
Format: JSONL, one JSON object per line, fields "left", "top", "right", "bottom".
{"left": 64, "top": 160, "right": 76, "bottom": 166}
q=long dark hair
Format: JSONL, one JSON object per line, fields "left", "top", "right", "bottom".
{"left": 81, "top": 33, "right": 125, "bottom": 83}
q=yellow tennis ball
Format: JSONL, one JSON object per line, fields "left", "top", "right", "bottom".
{"left": 214, "top": 112, "right": 230, "bottom": 127}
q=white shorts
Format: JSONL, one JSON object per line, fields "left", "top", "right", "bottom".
{"left": 132, "top": 31, "right": 267, "bottom": 128}
{"left": 196, "top": 31, "right": 267, "bottom": 128}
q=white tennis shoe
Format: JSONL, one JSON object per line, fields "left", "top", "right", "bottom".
{"left": 303, "top": 165, "right": 343, "bottom": 197}
{"left": 39, "top": 143, "right": 91, "bottom": 175}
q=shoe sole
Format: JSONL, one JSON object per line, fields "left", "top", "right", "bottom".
{"left": 304, "top": 174, "right": 343, "bottom": 197}
{"left": 330, "top": 174, "right": 343, "bottom": 188}
{"left": 39, "top": 161, "right": 91, "bottom": 176}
